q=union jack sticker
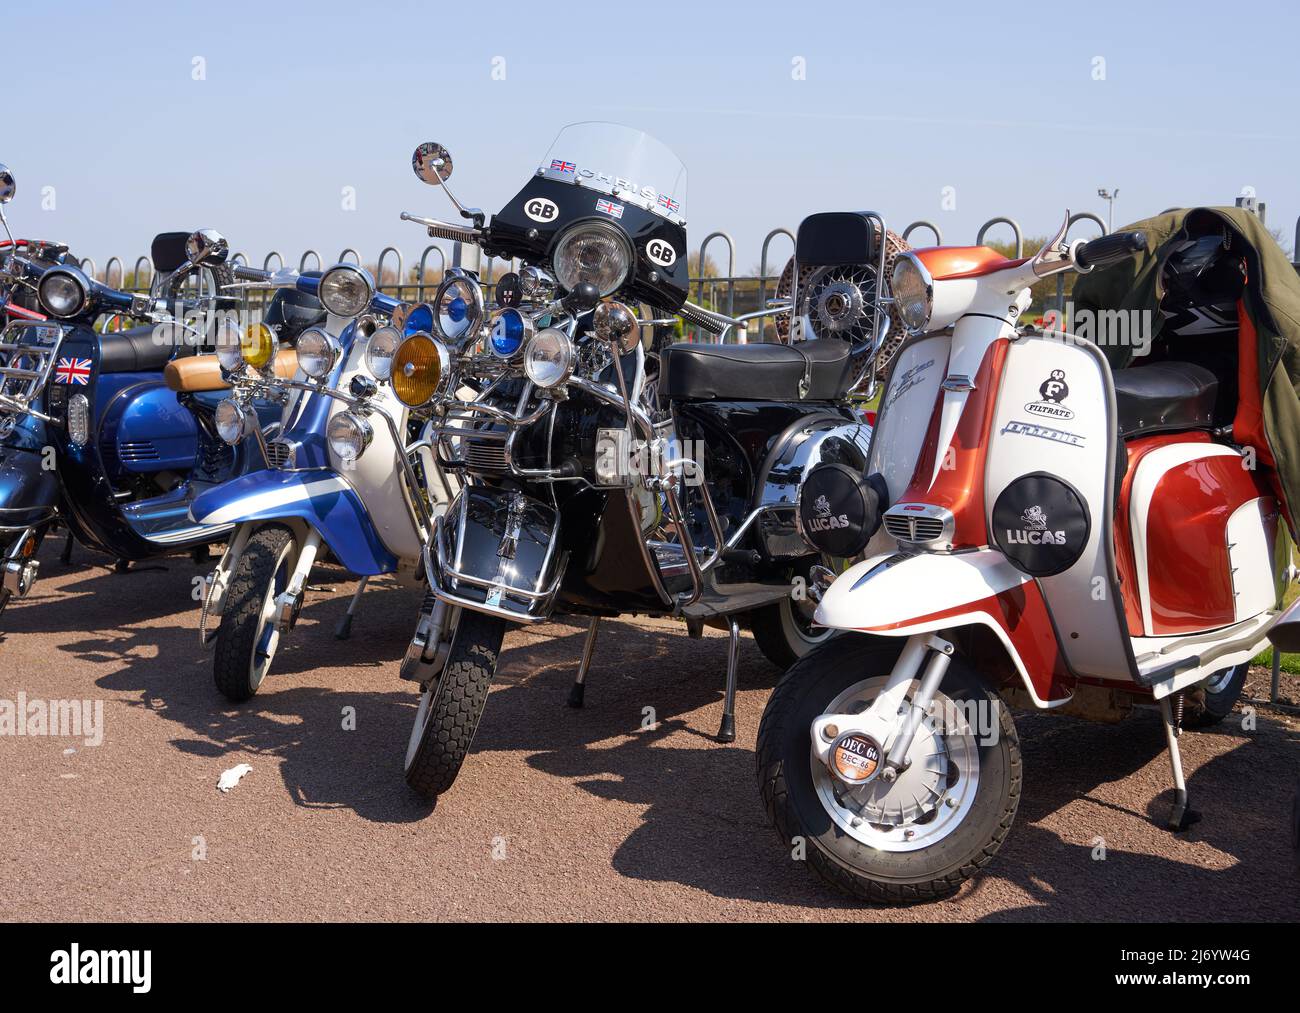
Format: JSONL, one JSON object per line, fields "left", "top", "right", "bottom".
{"left": 549, "top": 159, "right": 576, "bottom": 174}
{"left": 595, "top": 199, "right": 624, "bottom": 219}
{"left": 657, "top": 193, "right": 681, "bottom": 214}
{"left": 54, "top": 357, "right": 92, "bottom": 385}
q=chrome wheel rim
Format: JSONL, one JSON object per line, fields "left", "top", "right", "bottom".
{"left": 811, "top": 675, "right": 981, "bottom": 852}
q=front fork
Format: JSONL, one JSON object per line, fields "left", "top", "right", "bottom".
{"left": 200, "top": 524, "right": 321, "bottom": 647}
{"left": 810, "top": 632, "right": 955, "bottom": 785}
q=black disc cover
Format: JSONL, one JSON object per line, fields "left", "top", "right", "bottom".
{"left": 991, "top": 473, "right": 1091, "bottom": 577}
{"left": 797, "top": 463, "right": 884, "bottom": 558}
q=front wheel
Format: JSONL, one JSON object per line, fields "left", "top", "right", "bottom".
{"left": 756, "top": 635, "right": 1021, "bottom": 903}
{"left": 212, "top": 525, "right": 295, "bottom": 703}
{"left": 404, "top": 609, "right": 507, "bottom": 801}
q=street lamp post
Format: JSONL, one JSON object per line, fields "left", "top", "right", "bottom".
{"left": 1098, "top": 188, "right": 1119, "bottom": 233}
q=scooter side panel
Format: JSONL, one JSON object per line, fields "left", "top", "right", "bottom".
{"left": 984, "top": 333, "right": 1136, "bottom": 683}
{"left": 107, "top": 381, "right": 199, "bottom": 474}
{"left": 190, "top": 470, "right": 398, "bottom": 576}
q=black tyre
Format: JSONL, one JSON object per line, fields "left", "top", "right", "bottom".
{"left": 1183, "top": 662, "right": 1248, "bottom": 728}
{"left": 756, "top": 634, "right": 1021, "bottom": 903}
{"left": 750, "top": 564, "right": 838, "bottom": 669}
{"left": 404, "top": 610, "right": 507, "bottom": 800}
{"left": 212, "top": 525, "right": 295, "bottom": 703}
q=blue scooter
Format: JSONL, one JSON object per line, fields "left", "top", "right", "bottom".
{"left": 0, "top": 164, "right": 290, "bottom": 619}
{"left": 190, "top": 262, "right": 456, "bottom": 701}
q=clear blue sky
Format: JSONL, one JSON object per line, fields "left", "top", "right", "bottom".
{"left": 5, "top": 0, "right": 1297, "bottom": 277}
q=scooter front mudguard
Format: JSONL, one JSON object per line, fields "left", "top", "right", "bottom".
{"left": 0, "top": 443, "right": 60, "bottom": 535}
{"left": 190, "top": 469, "right": 397, "bottom": 576}
{"left": 428, "top": 486, "right": 565, "bottom": 624}
{"left": 816, "top": 548, "right": 1075, "bottom": 706}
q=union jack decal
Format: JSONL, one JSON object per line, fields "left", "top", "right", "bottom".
{"left": 54, "top": 357, "right": 92, "bottom": 385}
{"left": 657, "top": 194, "right": 681, "bottom": 214}
{"left": 549, "top": 159, "right": 576, "bottom": 174}
{"left": 595, "top": 199, "right": 624, "bottom": 219}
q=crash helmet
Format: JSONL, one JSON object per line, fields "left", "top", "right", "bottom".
{"left": 263, "top": 271, "right": 327, "bottom": 345}
{"left": 1158, "top": 226, "right": 1246, "bottom": 336}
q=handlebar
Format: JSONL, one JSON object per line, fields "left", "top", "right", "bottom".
{"left": 677, "top": 299, "right": 734, "bottom": 336}
{"left": 1076, "top": 230, "right": 1146, "bottom": 272}
{"left": 233, "top": 264, "right": 272, "bottom": 283}
{"left": 400, "top": 212, "right": 480, "bottom": 245}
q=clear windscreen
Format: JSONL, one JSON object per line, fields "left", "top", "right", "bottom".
{"left": 538, "top": 121, "right": 687, "bottom": 224}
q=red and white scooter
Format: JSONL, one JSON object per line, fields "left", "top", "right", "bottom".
{"left": 757, "top": 212, "right": 1295, "bottom": 901}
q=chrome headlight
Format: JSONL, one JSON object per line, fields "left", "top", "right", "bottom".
{"left": 214, "top": 398, "right": 253, "bottom": 445}
{"left": 214, "top": 315, "right": 244, "bottom": 371}
{"left": 891, "top": 254, "right": 934, "bottom": 336}
{"left": 524, "top": 328, "right": 575, "bottom": 389}
{"left": 391, "top": 332, "right": 450, "bottom": 407}
{"left": 433, "top": 271, "right": 484, "bottom": 346}
{"left": 319, "top": 264, "right": 374, "bottom": 317}
{"left": 37, "top": 267, "right": 91, "bottom": 319}
{"left": 552, "top": 223, "right": 632, "bottom": 297}
{"left": 327, "top": 411, "right": 373, "bottom": 463}
{"left": 66, "top": 393, "right": 90, "bottom": 447}
{"left": 488, "top": 307, "right": 534, "bottom": 359}
{"left": 364, "top": 325, "right": 402, "bottom": 381}
{"left": 295, "top": 327, "right": 340, "bottom": 379}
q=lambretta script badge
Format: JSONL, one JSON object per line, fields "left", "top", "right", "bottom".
{"left": 831, "top": 732, "right": 882, "bottom": 784}
{"left": 1005, "top": 505, "right": 1067, "bottom": 545}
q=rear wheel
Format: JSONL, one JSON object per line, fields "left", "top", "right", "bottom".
{"left": 1183, "top": 662, "right": 1248, "bottom": 728}
{"left": 756, "top": 635, "right": 1021, "bottom": 902}
{"left": 750, "top": 592, "right": 835, "bottom": 669}
{"left": 212, "top": 525, "right": 295, "bottom": 702}
{"left": 404, "top": 610, "right": 507, "bottom": 801}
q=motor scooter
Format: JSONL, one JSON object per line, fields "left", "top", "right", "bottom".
{"left": 0, "top": 164, "right": 280, "bottom": 620}
{"left": 189, "top": 262, "right": 457, "bottom": 701}
{"left": 757, "top": 208, "right": 1299, "bottom": 901}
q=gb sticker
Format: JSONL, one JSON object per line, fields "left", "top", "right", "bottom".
{"left": 524, "top": 197, "right": 559, "bottom": 224}
{"left": 645, "top": 238, "right": 677, "bottom": 268}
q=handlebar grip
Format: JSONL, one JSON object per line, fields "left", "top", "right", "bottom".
{"left": 233, "top": 264, "right": 271, "bottom": 282}
{"left": 678, "top": 300, "right": 733, "bottom": 335}
{"left": 1076, "top": 230, "right": 1146, "bottom": 272}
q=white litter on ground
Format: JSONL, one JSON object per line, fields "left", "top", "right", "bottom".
{"left": 217, "top": 763, "right": 253, "bottom": 793}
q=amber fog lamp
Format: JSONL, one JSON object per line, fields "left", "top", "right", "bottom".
{"left": 391, "top": 332, "right": 449, "bottom": 407}
{"left": 241, "top": 322, "right": 277, "bottom": 370}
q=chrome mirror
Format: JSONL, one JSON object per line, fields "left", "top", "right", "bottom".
{"left": 412, "top": 143, "right": 453, "bottom": 186}
{"left": 185, "top": 228, "right": 230, "bottom": 266}
{"left": 593, "top": 300, "right": 639, "bottom": 354}
{"left": 0, "top": 164, "right": 14, "bottom": 204}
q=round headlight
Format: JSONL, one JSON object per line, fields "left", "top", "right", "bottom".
{"left": 891, "top": 254, "right": 933, "bottom": 335}
{"left": 391, "top": 332, "right": 449, "bottom": 407}
{"left": 365, "top": 325, "right": 402, "bottom": 381}
{"left": 242, "top": 322, "right": 278, "bottom": 371}
{"left": 433, "top": 272, "right": 484, "bottom": 346}
{"left": 214, "top": 315, "right": 244, "bottom": 371}
{"left": 523, "top": 328, "right": 575, "bottom": 389}
{"left": 327, "top": 411, "right": 373, "bottom": 463}
{"left": 395, "top": 302, "right": 435, "bottom": 337}
{"left": 319, "top": 264, "right": 374, "bottom": 317}
{"left": 214, "top": 398, "right": 252, "bottom": 445}
{"left": 552, "top": 223, "right": 632, "bottom": 297}
{"left": 296, "top": 327, "right": 339, "bottom": 379}
{"left": 488, "top": 307, "right": 533, "bottom": 359}
{"left": 37, "top": 267, "right": 90, "bottom": 319}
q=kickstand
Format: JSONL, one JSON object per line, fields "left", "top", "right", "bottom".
{"left": 716, "top": 617, "right": 739, "bottom": 743}
{"left": 60, "top": 533, "right": 74, "bottom": 565}
{"left": 334, "top": 575, "right": 368, "bottom": 640}
{"left": 1159, "top": 695, "right": 1201, "bottom": 832}
{"left": 568, "top": 617, "right": 600, "bottom": 708}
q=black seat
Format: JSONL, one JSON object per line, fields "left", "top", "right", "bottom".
{"left": 1112, "top": 361, "right": 1218, "bottom": 438}
{"left": 659, "top": 338, "right": 852, "bottom": 401}
{"left": 97, "top": 326, "right": 175, "bottom": 374}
